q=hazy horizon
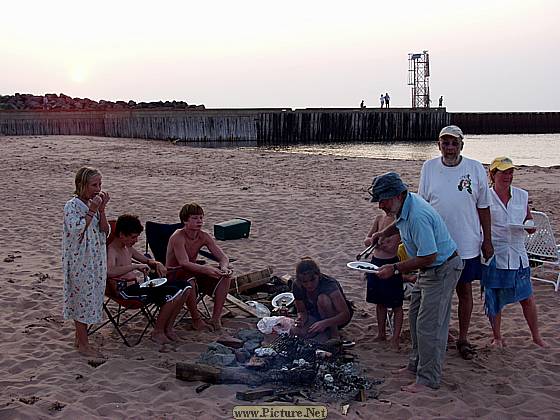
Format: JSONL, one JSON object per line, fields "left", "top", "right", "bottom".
{"left": 3, "top": 0, "right": 559, "bottom": 112}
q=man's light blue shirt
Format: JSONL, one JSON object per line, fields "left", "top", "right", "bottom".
{"left": 396, "top": 192, "right": 457, "bottom": 267}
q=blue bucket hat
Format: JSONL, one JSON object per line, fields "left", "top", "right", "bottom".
{"left": 368, "top": 172, "right": 408, "bottom": 202}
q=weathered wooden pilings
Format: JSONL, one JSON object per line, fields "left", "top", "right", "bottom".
{"left": 0, "top": 111, "right": 105, "bottom": 136}
{"left": 257, "top": 109, "right": 449, "bottom": 144}
{"left": 2, "top": 109, "right": 559, "bottom": 143}
{"left": 450, "top": 112, "right": 560, "bottom": 134}
{"left": 104, "top": 109, "right": 259, "bottom": 141}
{"left": 0, "top": 109, "right": 449, "bottom": 143}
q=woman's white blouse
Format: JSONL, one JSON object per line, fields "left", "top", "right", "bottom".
{"left": 489, "top": 186, "right": 530, "bottom": 269}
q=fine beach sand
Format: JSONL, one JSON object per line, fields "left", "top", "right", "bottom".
{"left": 1, "top": 135, "right": 559, "bottom": 419}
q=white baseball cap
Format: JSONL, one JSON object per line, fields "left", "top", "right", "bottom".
{"left": 439, "top": 125, "right": 464, "bottom": 140}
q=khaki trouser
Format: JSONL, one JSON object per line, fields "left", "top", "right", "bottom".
{"left": 407, "top": 255, "right": 463, "bottom": 388}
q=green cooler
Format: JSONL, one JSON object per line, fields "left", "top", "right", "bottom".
{"left": 214, "top": 218, "right": 251, "bottom": 240}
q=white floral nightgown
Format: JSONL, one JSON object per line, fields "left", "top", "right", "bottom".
{"left": 62, "top": 197, "right": 107, "bottom": 324}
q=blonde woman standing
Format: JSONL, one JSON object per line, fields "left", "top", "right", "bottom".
{"left": 62, "top": 167, "right": 110, "bottom": 357}
{"left": 482, "top": 157, "right": 546, "bottom": 348}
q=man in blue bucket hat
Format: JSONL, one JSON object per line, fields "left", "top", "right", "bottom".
{"left": 367, "top": 172, "right": 463, "bottom": 392}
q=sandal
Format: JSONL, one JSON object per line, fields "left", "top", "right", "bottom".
{"left": 456, "top": 340, "right": 476, "bottom": 360}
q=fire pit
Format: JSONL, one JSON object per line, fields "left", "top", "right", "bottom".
{"left": 177, "top": 333, "right": 380, "bottom": 404}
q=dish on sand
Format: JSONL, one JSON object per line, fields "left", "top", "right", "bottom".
{"left": 271, "top": 292, "right": 295, "bottom": 309}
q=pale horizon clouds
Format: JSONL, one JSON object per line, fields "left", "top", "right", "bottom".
{"left": 2, "top": 0, "right": 558, "bottom": 111}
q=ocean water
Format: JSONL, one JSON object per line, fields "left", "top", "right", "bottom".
{"left": 263, "top": 134, "right": 560, "bottom": 168}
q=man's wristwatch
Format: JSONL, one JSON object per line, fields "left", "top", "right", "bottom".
{"left": 393, "top": 264, "right": 400, "bottom": 275}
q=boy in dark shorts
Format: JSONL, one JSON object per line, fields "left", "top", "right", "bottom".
{"left": 107, "top": 214, "right": 191, "bottom": 345}
{"left": 166, "top": 203, "right": 232, "bottom": 331}
{"left": 364, "top": 212, "right": 404, "bottom": 349}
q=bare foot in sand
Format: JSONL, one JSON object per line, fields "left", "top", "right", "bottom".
{"left": 533, "top": 337, "right": 549, "bottom": 347}
{"left": 192, "top": 318, "right": 212, "bottom": 331}
{"left": 209, "top": 319, "right": 222, "bottom": 331}
{"left": 151, "top": 332, "right": 172, "bottom": 345}
{"left": 373, "top": 335, "right": 387, "bottom": 342}
{"left": 490, "top": 338, "right": 506, "bottom": 348}
{"left": 77, "top": 345, "right": 104, "bottom": 358}
{"left": 392, "top": 366, "right": 416, "bottom": 376}
{"left": 401, "top": 382, "right": 433, "bottom": 393}
{"left": 165, "top": 329, "right": 180, "bottom": 342}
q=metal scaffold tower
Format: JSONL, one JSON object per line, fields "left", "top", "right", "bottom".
{"left": 408, "top": 51, "right": 430, "bottom": 108}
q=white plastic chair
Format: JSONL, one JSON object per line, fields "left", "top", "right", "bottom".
{"left": 525, "top": 211, "right": 560, "bottom": 292}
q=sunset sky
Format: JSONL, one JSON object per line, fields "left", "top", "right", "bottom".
{"left": 2, "top": 0, "right": 558, "bottom": 111}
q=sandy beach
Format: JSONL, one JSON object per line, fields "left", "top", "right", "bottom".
{"left": 1, "top": 135, "right": 559, "bottom": 419}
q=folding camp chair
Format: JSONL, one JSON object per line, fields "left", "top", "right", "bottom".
{"left": 88, "top": 220, "right": 158, "bottom": 346}
{"left": 525, "top": 211, "right": 560, "bottom": 292}
{"left": 144, "top": 221, "right": 219, "bottom": 266}
{"left": 144, "top": 221, "right": 231, "bottom": 318}
{"left": 88, "top": 286, "right": 158, "bottom": 347}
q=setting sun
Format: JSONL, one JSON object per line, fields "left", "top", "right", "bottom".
{"left": 70, "top": 65, "right": 88, "bottom": 83}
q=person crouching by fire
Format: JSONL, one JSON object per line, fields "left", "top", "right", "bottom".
{"left": 290, "top": 257, "right": 353, "bottom": 342}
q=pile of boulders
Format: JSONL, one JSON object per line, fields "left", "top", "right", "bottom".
{"left": 0, "top": 93, "right": 205, "bottom": 111}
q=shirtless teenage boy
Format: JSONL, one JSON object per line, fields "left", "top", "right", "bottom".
{"left": 107, "top": 214, "right": 190, "bottom": 345}
{"left": 166, "top": 203, "right": 232, "bottom": 331}
{"left": 364, "top": 212, "right": 404, "bottom": 349}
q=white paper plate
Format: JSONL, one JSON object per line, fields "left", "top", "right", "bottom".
{"left": 139, "top": 277, "right": 167, "bottom": 288}
{"left": 509, "top": 223, "right": 533, "bottom": 230}
{"left": 271, "top": 292, "right": 295, "bottom": 309}
{"left": 347, "top": 261, "right": 379, "bottom": 273}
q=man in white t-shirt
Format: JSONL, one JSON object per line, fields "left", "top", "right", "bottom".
{"left": 418, "top": 125, "right": 494, "bottom": 360}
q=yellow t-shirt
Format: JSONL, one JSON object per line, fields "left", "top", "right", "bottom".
{"left": 397, "top": 243, "right": 409, "bottom": 262}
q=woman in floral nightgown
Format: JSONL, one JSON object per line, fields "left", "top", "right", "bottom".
{"left": 62, "top": 167, "right": 110, "bottom": 357}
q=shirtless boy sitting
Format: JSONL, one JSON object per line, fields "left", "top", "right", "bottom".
{"left": 166, "top": 203, "right": 232, "bottom": 331}
{"left": 107, "top": 214, "right": 191, "bottom": 345}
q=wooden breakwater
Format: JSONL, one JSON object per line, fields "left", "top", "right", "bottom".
{"left": 256, "top": 108, "right": 448, "bottom": 144}
{"left": 3, "top": 109, "right": 558, "bottom": 144}
{"left": 450, "top": 112, "right": 560, "bottom": 134}
{"left": 0, "top": 108, "right": 450, "bottom": 143}
{"left": 0, "top": 110, "right": 106, "bottom": 136}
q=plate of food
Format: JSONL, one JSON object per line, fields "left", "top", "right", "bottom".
{"left": 139, "top": 277, "right": 167, "bottom": 288}
{"left": 347, "top": 261, "right": 379, "bottom": 273}
{"left": 509, "top": 221, "right": 535, "bottom": 230}
{"left": 271, "top": 292, "right": 295, "bottom": 309}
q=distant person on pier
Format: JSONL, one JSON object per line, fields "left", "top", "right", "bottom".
{"left": 439, "top": 96, "right": 444, "bottom": 107}
{"left": 384, "top": 93, "right": 390, "bottom": 108}
{"left": 418, "top": 125, "right": 494, "bottom": 361}
{"left": 380, "top": 94, "right": 385, "bottom": 108}
{"left": 360, "top": 100, "right": 365, "bottom": 109}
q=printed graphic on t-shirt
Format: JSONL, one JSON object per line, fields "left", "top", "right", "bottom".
{"left": 457, "top": 174, "right": 473, "bottom": 194}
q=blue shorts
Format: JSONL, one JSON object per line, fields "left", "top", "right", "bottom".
{"left": 458, "top": 256, "right": 481, "bottom": 283}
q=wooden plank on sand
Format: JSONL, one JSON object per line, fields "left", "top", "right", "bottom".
{"left": 225, "top": 294, "right": 259, "bottom": 317}
{"left": 230, "top": 266, "right": 274, "bottom": 293}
